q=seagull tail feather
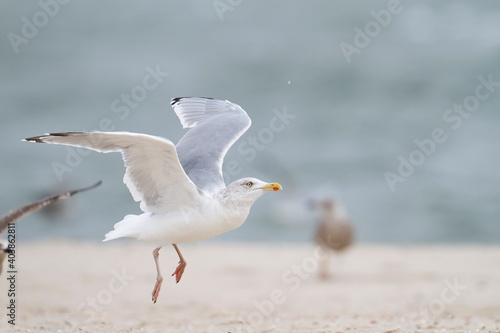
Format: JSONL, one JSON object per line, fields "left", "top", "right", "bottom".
{"left": 103, "top": 214, "right": 142, "bottom": 242}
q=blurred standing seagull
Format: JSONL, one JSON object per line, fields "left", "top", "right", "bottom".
{"left": 0, "top": 181, "right": 102, "bottom": 275}
{"left": 310, "top": 198, "right": 354, "bottom": 279}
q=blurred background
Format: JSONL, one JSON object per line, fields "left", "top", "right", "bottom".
{"left": 0, "top": 1, "right": 499, "bottom": 243}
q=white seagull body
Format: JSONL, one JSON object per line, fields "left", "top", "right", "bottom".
{"left": 25, "top": 97, "right": 282, "bottom": 302}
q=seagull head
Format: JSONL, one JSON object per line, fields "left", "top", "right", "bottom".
{"left": 222, "top": 177, "right": 282, "bottom": 205}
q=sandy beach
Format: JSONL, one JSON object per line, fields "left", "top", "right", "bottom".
{"left": 0, "top": 241, "right": 499, "bottom": 333}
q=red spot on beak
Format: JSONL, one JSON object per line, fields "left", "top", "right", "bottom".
{"left": 273, "top": 187, "right": 279, "bottom": 191}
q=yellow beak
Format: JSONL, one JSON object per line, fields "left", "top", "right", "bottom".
{"left": 258, "top": 183, "right": 283, "bottom": 192}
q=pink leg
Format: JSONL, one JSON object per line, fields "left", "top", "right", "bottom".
{"left": 151, "top": 247, "right": 163, "bottom": 303}
{"left": 171, "top": 244, "right": 187, "bottom": 283}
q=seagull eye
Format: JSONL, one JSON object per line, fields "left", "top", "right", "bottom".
{"left": 245, "top": 182, "right": 253, "bottom": 187}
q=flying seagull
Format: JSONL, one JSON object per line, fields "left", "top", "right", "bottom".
{"left": 310, "top": 198, "right": 354, "bottom": 279}
{"left": 25, "top": 97, "right": 282, "bottom": 303}
{"left": 0, "top": 181, "right": 102, "bottom": 275}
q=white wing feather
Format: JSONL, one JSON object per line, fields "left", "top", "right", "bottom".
{"left": 25, "top": 132, "right": 202, "bottom": 214}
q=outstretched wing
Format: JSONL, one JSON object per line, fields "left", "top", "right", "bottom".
{"left": 0, "top": 181, "right": 102, "bottom": 236}
{"left": 171, "top": 97, "right": 251, "bottom": 195}
{"left": 25, "top": 132, "right": 203, "bottom": 214}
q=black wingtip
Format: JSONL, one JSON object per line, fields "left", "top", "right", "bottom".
{"left": 24, "top": 132, "right": 84, "bottom": 143}
{"left": 24, "top": 136, "right": 46, "bottom": 143}
{"left": 171, "top": 97, "right": 214, "bottom": 107}
{"left": 50, "top": 132, "right": 84, "bottom": 136}
{"left": 171, "top": 97, "right": 183, "bottom": 105}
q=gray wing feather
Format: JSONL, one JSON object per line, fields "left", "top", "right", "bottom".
{"left": 171, "top": 97, "right": 251, "bottom": 195}
{"left": 0, "top": 181, "right": 102, "bottom": 236}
